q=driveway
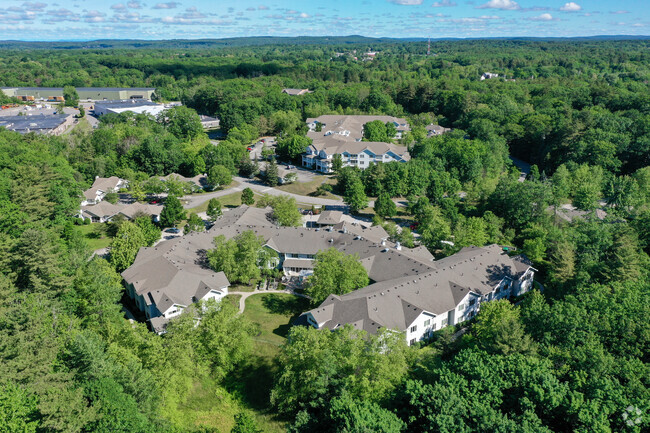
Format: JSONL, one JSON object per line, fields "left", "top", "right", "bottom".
{"left": 181, "top": 176, "right": 351, "bottom": 210}
{"left": 509, "top": 156, "right": 530, "bottom": 182}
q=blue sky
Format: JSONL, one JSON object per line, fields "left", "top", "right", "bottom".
{"left": 0, "top": 0, "right": 647, "bottom": 41}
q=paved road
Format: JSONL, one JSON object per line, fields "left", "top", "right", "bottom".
{"left": 229, "top": 289, "right": 309, "bottom": 314}
{"left": 509, "top": 156, "right": 531, "bottom": 182}
{"left": 181, "top": 176, "right": 352, "bottom": 211}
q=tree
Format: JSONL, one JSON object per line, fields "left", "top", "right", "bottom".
{"left": 104, "top": 192, "right": 118, "bottom": 204}
{"left": 272, "top": 326, "right": 409, "bottom": 416}
{"left": 344, "top": 177, "right": 368, "bottom": 214}
{"left": 283, "top": 172, "right": 298, "bottom": 184}
{"left": 208, "top": 231, "right": 265, "bottom": 284}
{"left": 270, "top": 195, "right": 302, "bottom": 227}
{"left": 331, "top": 154, "right": 343, "bottom": 173}
{"left": 306, "top": 248, "right": 369, "bottom": 305}
{"left": 184, "top": 213, "right": 204, "bottom": 234}
{"left": 363, "top": 120, "right": 389, "bottom": 142}
{"left": 159, "top": 106, "right": 203, "bottom": 141}
{"left": 63, "top": 85, "right": 79, "bottom": 107}
{"left": 134, "top": 214, "right": 161, "bottom": 246}
{"left": 207, "top": 164, "right": 232, "bottom": 189}
{"left": 206, "top": 198, "right": 222, "bottom": 221}
{"left": 374, "top": 193, "right": 397, "bottom": 219}
{"left": 0, "top": 383, "right": 39, "bottom": 433}
{"left": 472, "top": 300, "right": 536, "bottom": 356}
{"left": 160, "top": 195, "right": 185, "bottom": 228}
{"left": 110, "top": 222, "right": 146, "bottom": 272}
{"left": 277, "top": 135, "right": 311, "bottom": 161}
{"left": 241, "top": 187, "right": 255, "bottom": 206}
{"left": 265, "top": 157, "right": 279, "bottom": 187}
{"left": 231, "top": 412, "right": 262, "bottom": 433}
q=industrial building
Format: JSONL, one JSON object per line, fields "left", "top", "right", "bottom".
{"left": 0, "top": 114, "right": 75, "bottom": 135}
{"left": 1, "top": 87, "right": 156, "bottom": 101}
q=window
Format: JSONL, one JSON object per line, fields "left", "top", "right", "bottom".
{"left": 469, "top": 299, "right": 476, "bottom": 306}
{"left": 432, "top": 323, "right": 437, "bottom": 330}
{"left": 457, "top": 303, "right": 465, "bottom": 312}
{"left": 441, "top": 318, "right": 448, "bottom": 327}
{"left": 409, "top": 339, "right": 416, "bottom": 346}
{"left": 424, "top": 319, "right": 430, "bottom": 327}
{"left": 410, "top": 325, "right": 417, "bottom": 333}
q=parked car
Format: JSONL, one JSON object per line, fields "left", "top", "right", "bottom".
{"left": 247, "top": 146, "right": 253, "bottom": 151}
{"left": 149, "top": 200, "right": 158, "bottom": 204}
{"left": 286, "top": 164, "right": 295, "bottom": 169}
{"left": 165, "top": 227, "right": 180, "bottom": 234}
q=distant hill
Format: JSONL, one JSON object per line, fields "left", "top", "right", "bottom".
{"left": 0, "top": 35, "right": 647, "bottom": 50}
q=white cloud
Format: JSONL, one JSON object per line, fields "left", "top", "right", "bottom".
{"left": 432, "top": 0, "right": 456, "bottom": 6}
{"left": 559, "top": 2, "right": 581, "bottom": 12}
{"left": 529, "top": 13, "right": 554, "bottom": 21}
{"left": 258, "top": 5, "right": 269, "bottom": 10}
{"left": 610, "top": 10, "right": 630, "bottom": 14}
{"left": 388, "top": 0, "right": 424, "bottom": 5}
{"left": 153, "top": 2, "right": 180, "bottom": 9}
{"left": 299, "top": 12, "right": 310, "bottom": 18}
{"left": 127, "top": 1, "right": 142, "bottom": 9}
{"left": 21, "top": 2, "right": 47, "bottom": 11}
{"left": 111, "top": 3, "right": 126, "bottom": 10}
{"left": 477, "top": 0, "right": 519, "bottom": 11}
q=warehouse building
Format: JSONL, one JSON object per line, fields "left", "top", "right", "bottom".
{"left": 0, "top": 114, "right": 75, "bottom": 135}
{"left": 1, "top": 87, "right": 156, "bottom": 101}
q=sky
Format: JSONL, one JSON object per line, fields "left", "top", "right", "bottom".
{"left": 0, "top": 0, "right": 647, "bottom": 41}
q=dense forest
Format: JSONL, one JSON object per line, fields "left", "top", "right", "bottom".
{"left": 0, "top": 39, "right": 648, "bottom": 432}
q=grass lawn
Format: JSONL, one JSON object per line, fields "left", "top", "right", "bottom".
{"left": 276, "top": 176, "right": 339, "bottom": 200}
{"left": 222, "top": 293, "right": 310, "bottom": 432}
{"left": 169, "top": 293, "right": 309, "bottom": 433}
{"left": 243, "top": 293, "right": 310, "bottom": 347}
{"left": 223, "top": 294, "right": 242, "bottom": 309}
{"left": 187, "top": 190, "right": 264, "bottom": 214}
{"left": 75, "top": 224, "right": 113, "bottom": 251}
{"left": 229, "top": 284, "right": 256, "bottom": 293}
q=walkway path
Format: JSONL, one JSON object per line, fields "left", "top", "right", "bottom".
{"left": 229, "top": 289, "right": 310, "bottom": 314}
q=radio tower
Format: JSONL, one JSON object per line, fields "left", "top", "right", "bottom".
{"left": 427, "top": 37, "right": 431, "bottom": 56}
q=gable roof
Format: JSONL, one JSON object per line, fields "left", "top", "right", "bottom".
{"left": 83, "top": 176, "right": 122, "bottom": 200}
{"left": 302, "top": 245, "right": 532, "bottom": 334}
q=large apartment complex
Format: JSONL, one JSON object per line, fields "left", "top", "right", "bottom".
{"left": 302, "top": 115, "right": 411, "bottom": 173}
{"left": 122, "top": 205, "right": 535, "bottom": 340}
{"left": 301, "top": 244, "right": 534, "bottom": 345}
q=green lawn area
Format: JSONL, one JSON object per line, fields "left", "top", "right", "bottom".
{"left": 229, "top": 283, "right": 256, "bottom": 293}
{"left": 222, "top": 293, "right": 310, "bottom": 432}
{"left": 75, "top": 223, "right": 113, "bottom": 251}
{"left": 243, "top": 293, "right": 310, "bottom": 347}
{"left": 170, "top": 293, "right": 309, "bottom": 433}
{"left": 276, "top": 176, "right": 339, "bottom": 200}
{"left": 223, "top": 294, "right": 242, "bottom": 308}
{"left": 188, "top": 190, "right": 265, "bottom": 214}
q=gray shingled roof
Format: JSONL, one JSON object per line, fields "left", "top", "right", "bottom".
{"left": 303, "top": 245, "right": 532, "bottom": 334}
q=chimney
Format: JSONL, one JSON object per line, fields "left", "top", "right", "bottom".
{"left": 381, "top": 239, "right": 386, "bottom": 246}
{"left": 396, "top": 241, "right": 401, "bottom": 250}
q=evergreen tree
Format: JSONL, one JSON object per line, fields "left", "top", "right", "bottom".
{"left": 265, "top": 157, "right": 279, "bottom": 187}
{"left": 206, "top": 198, "right": 222, "bottom": 221}
{"left": 241, "top": 188, "right": 255, "bottom": 206}
{"left": 160, "top": 195, "right": 185, "bottom": 228}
